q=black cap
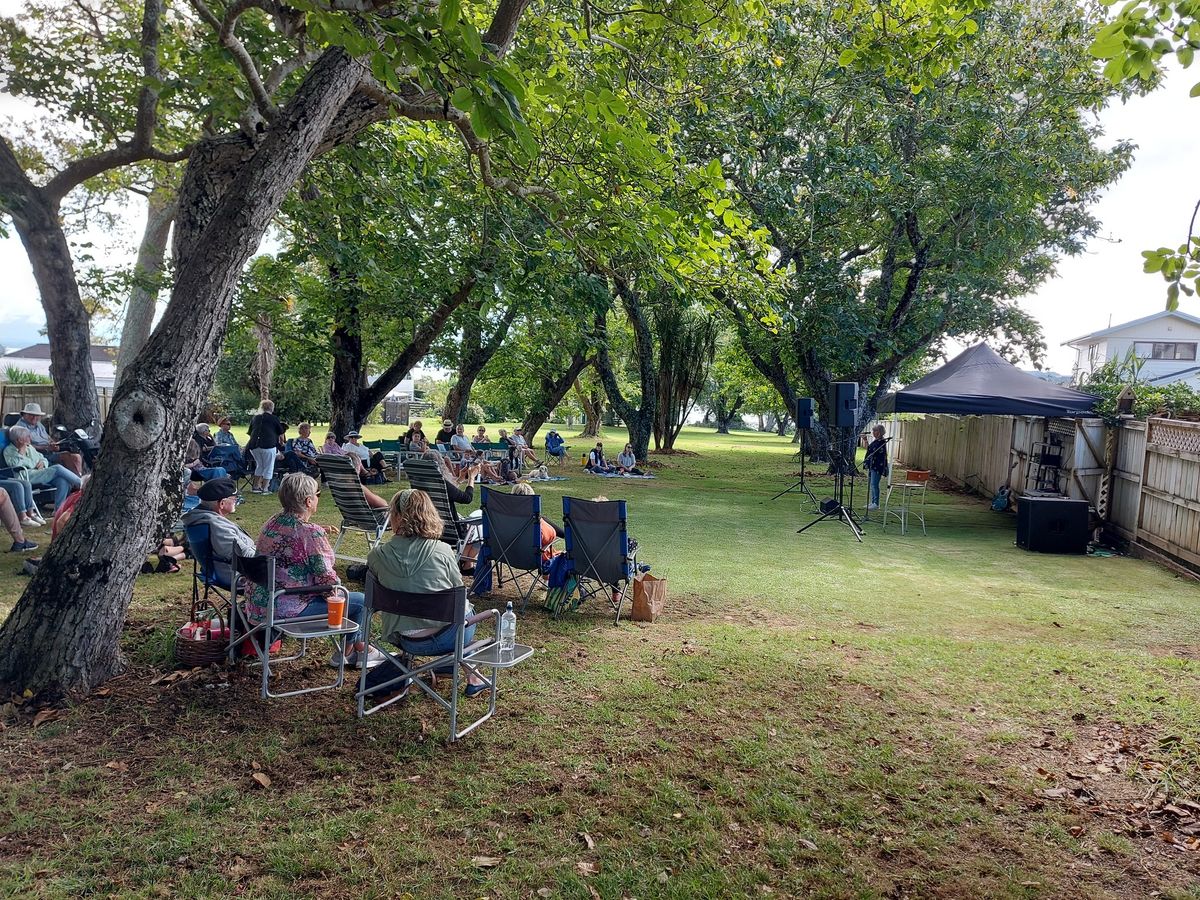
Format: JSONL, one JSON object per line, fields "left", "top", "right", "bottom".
{"left": 197, "top": 477, "right": 237, "bottom": 502}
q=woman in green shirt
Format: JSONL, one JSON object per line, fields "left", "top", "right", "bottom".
{"left": 365, "top": 489, "right": 489, "bottom": 697}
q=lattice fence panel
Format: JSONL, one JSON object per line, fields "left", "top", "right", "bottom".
{"left": 1147, "top": 418, "right": 1200, "bottom": 455}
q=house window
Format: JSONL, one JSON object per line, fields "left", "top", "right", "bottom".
{"left": 1134, "top": 341, "right": 1197, "bottom": 361}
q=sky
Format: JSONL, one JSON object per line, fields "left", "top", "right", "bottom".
{"left": 2, "top": 35, "right": 1199, "bottom": 374}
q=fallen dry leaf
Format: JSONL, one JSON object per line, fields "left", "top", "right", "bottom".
{"left": 1037, "top": 787, "right": 1069, "bottom": 800}
{"left": 104, "top": 760, "right": 129, "bottom": 772}
{"left": 576, "top": 861, "right": 599, "bottom": 876}
{"left": 536, "top": 889, "right": 553, "bottom": 898}
{"left": 798, "top": 838, "right": 818, "bottom": 852}
{"left": 579, "top": 832, "right": 596, "bottom": 851}
{"left": 471, "top": 856, "right": 503, "bottom": 868}
{"left": 251, "top": 772, "right": 272, "bottom": 789}
{"left": 31, "top": 708, "right": 60, "bottom": 728}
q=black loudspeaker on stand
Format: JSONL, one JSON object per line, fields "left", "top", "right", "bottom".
{"left": 796, "top": 447, "right": 863, "bottom": 541}
{"left": 771, "top": 397, "right": 818, "bottom": 505}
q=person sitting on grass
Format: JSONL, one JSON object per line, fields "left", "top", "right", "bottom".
{"left": 617, "top": 443, "right": 645, "bottom": 475}
{"left": 0, "top": 489, "right": 37, "bottom": 553}
{"left": 586, "top": 442, "right": 616, "bottom": 474}
{"left": 250, "top": 473, "right": 384, "bottom": 669}
{"left": 363, "top": 489, "right": 490, "bottom": 698}
{"left": 3, "top": 425, "right": 83, "bottom": 510}
{"left": 0, "top": 475, "right": 44, "bottom": 529}
{"left": 180, "top": 477, "right": 257, "bottom": 586}
{"left": 510, "top": 482, "right": 563, "bottom": 563}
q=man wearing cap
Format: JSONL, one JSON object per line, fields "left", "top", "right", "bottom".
{"left": 180, "top": 477, "right": 256, "bottom": 586}
{"left": 434, "top": 418, "right": 456, "bottom": 446}
{"left": 16, "top": 403, "right": 83, "bottom": 476}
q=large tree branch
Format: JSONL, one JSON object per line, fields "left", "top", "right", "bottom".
{"left": 42, "top": 0, "right": 192, "bottom": 203}
{"left": 190, "top": 0, "right": 279, "bottom": 122}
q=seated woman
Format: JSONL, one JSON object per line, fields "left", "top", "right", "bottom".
{"left": 3, "top": 426, "right": 82, "bottom": 510}
{"left": 249, "top": 473, "right": 384, "bottom": 668}
{"left": 0, "top": 476, "right": 44, "bottom": 528}
{"left": 616, "top": 443, "right": 645, "bottom": 475}
{"left": 364, "top": 489, "right": 489, "bottom": 697}
{"left": 0, "top": 489, "right": 37, "bottom": 553}
{"left": 509, "top": 483, "right": 563, "bottom": 563}
{"left": 285, "top": 422, "right": 319, "bottom": 474}
{"left": 473, "top": 425, "right": 490, "bottom": 445}
{"left": 586, "top": 442, "right": 616, "bottom": 475}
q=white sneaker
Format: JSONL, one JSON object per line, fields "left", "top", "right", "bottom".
{"left": 19, "top": 515, "right": 36, "bottom": 527}
{"left": 30, "top": 511, "right": 48, "bottom": 526}
{"left": 332, "top": 648, "right": 387, "bottom": 669}
{"left": 866, "top": 502, "right": 879, "bottom": 510}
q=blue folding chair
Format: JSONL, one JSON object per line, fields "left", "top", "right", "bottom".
{"left": 562, "top": 496, "right": 637, "bottom": 623}
{"left": 184, "top": 522, "right": 232, "bottom": 609}
{"left": 480, "top": 487, "right": 553, "bottom": 612}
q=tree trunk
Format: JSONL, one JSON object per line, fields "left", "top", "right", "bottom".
{"left": 775, "top": 411, "right": 791, "bottom": 436}
{"left": 115, "top": 182, "right": 177, "bottom": 389}
{"left": 0, "top": 49, "right": 364, "bottom": 699}
{"left": 522, "top": 349, "right": 591, "bottom": 442}
{"left": 0, "top": 139, "right": 100, "bottom": 430}
{"left": 714, "top": 394, "right": 743, "bottom": 434}
{"left": 575, "top": 379, "right": 604, "bottom": 437}
{"left": 594, "top": 278, "right": 656, "bottom": 461}
{"left": 251, "top": 313, "right": 277, "bottom": 402}
{"left": 443, "top": 299, "right": 519, "bottom": 424}
{"left": 328, "top": 301, "right": 364, "bottom": 440}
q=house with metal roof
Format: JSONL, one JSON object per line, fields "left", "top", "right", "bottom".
{"left": 0, "top": 343, "right": 118, "bottom": 388}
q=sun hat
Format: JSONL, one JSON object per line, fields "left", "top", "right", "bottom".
{"left": 346, "top": 431, "right": 362, "bottom": 438}
{"left": 21, "top": 402, "right": 45, "bottom": 416}
{"left": 442, "top": 418, "right": 453, "bottom": 427}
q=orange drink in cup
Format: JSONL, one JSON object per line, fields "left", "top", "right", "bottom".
{"left": 327, "top": 596, "right": 346, "bottom": 628}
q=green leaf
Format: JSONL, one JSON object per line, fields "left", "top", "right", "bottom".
{"left": 450, "top": 86, "right": 473, "bottom": 111}
{"left": 837, "top": 48, "right": 857, "bottom": 67}
{"left": 1191, "top": 80, "right": 1200, "bottom": 97}
{"left": 490, "top": 67, "right": 526, "bottom": 101}
{"left": 1167, "top": 281, "right": 1180, "bottom": 310}
{"left": 439, "top": 0, "right": 461, "bottom": 30}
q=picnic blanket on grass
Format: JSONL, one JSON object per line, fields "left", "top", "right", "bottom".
{"left": 589, "top": 471, "right": 655, "bottom": 479}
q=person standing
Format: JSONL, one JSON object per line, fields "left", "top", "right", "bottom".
{"left": 247, "top": 400, "right": 285, "bottom": 494}
{"left": 865, "top": 424, "right": 890, "bottom": 510}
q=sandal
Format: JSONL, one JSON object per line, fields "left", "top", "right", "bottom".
{"left": 465, "top": 681, "right": 492, "bottom": 699}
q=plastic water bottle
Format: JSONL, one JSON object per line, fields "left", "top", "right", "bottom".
{"left": 499, "top": 602, "right": 517, "bottom": 656}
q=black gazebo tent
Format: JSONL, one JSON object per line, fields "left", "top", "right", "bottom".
{"left": 877, "top": 343, "right": 1099, "bottom": 418}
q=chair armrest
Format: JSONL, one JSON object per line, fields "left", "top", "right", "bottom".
{"left": 276, "top": 583, "right": 344, "bottom": 598}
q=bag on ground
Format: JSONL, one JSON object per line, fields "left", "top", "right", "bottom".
{"left": 631, "top": 572, "right": 667, "bottom": 622}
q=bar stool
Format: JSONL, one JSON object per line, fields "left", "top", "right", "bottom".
{"left": 883, "top": 469, "right": 930, "bottom": 535}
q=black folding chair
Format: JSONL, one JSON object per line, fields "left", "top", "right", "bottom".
{"left": 562, "top": 496, "right": 637, "bottom": 624}
{"left": 316, "top": 454, "right": 389, "bottom": 563}
{"left": 355, "top": 573, "right": 532, "bottom": 740}
{"left": 480, "top": 487, "right": 552, "bottom": 611}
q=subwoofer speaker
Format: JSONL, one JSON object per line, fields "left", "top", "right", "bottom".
{"left": 796, "top": 397, "right": 814, "bottom": 430}
{"left": 1016, "top": 497, "right": 1089, "bottom": 554}
{"left": 828, "top": 382, "right": 858, "bottom": 428}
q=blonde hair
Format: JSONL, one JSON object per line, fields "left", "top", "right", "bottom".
{"left": 278, "top": 472, "right": 319, "bottom": 514}
{"left": 511, "top": 483, "right": 535, "bottom": 496}
{"left": 389, "top": 489, "right": 445, "bottom": 539}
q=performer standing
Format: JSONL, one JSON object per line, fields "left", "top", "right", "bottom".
{"left": 865, "top": 425, "right": 890, "bottom": 510}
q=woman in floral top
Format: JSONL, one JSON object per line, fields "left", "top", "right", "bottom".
{"left": 249, "top": 473, "right": 383, "bottom": 668}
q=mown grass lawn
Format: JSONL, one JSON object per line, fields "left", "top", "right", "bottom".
{"left": 2, "top": 425, "right": 1199, "bottom": 898}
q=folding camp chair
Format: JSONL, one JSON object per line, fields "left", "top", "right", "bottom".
{"left": 401, "top": 457, "right": 469, "bottom": 559}
{"left": 315, "top": 453, "right": 389, "bottom": 563}
{"left": 228, "top": 552, "right": 359, "bottom": 699}
{"left": 0, "top": 428, "right": 57, "bottom": 511}
{"left": 562, "top": 496, "right": 637, "bottom": 623}
{"left": 480, "top": 487, "right": 553, "bottom": 611}
{"left": 184, "top": 522, "right": 232, "bottom": 609}
{"left": 355, "top": 573, "right": 532, "bottom": 740}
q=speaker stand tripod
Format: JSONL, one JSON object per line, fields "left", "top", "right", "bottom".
{"left": 796, "top": 449, "right": 863, "bottom": 541}
{"left": 769, "top": 430, "right": 819, "bottom": 506}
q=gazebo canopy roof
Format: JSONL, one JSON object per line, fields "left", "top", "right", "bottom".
{"left": 877, "top": 343, "right": 1099, "bottom": 418}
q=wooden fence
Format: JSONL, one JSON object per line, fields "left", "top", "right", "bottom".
{"left": 0, "top": 384, "right": 113, "bottom": 422}
{"left": 893, "top": 413, "right": 1200, "bottom": 573}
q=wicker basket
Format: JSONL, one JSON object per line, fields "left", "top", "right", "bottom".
{"left": 174, "top": 600, "right": 228, "bottom": 668}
